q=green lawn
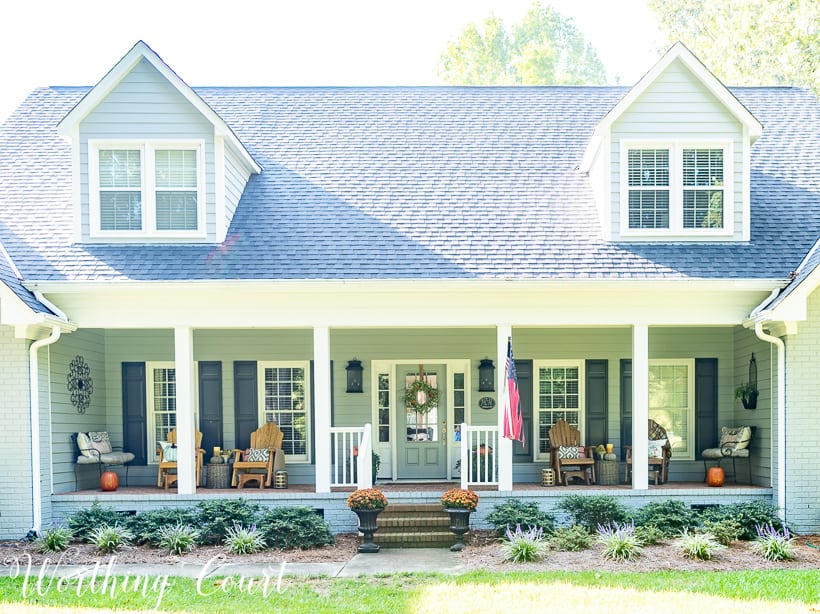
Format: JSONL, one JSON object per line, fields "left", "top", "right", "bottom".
{"left": 0, "top": 570, "right": 817, "bottom": 613}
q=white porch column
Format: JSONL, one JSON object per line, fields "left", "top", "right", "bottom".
{"left": 631, "top": 324, "right": 649, "bottom": 489}
{"left": 174, "top": 326, "right": 196, "bottom": 495}
{"left": 313, "top": 326, "right": 331, "bottom": 493}
{"left": 497, "top": 324, "right": 513, "bottom": 491}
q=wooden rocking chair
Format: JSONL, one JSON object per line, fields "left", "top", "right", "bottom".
{"left": 549, "top": 419, "right": 596, "bottom": 485}
{"left": 157, "top": 428, "right": 205, "bottom": 489}
{"left": 231, "top": 422, "right": 286, "bottom": 489}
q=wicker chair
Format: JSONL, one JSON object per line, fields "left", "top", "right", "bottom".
{"left": 624, "top": 419, "right": 672, "bottom": 484}
{"left": 549, "top": 419, "right": 596, "bottom": 485}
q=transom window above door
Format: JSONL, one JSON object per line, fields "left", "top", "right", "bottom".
{"left": 88, "top": 140, "right": 205, "bottom": 239}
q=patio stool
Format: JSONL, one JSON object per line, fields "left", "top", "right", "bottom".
{"left": 237, "top": 473, "right": 265, "bottom": 489}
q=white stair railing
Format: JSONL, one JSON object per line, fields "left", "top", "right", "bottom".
{"left": 460, "top": 423, "right": 499, "bottom": 487}
{"left": 330, "top": 424, "right": 372, "bottom": 488}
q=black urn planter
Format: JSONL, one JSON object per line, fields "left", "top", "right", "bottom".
{"left": 445, "top": 508, "right": 472, "bottom": 552}
{"left": 352, "top": 508, "right": 383, "bottom": 553}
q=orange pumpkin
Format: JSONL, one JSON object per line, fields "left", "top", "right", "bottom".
{"left": 706, "top": 466, "right": 725, "bottom": 487}
{"left": 100, "top": 471, "right": 119, "bottom": 491}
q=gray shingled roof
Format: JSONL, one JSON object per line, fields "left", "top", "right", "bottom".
{"left": 0, "top": 85, "right": 818, "bottom": 283}
{"left": 0, "top": 243, "right": 53, "bottom": 314}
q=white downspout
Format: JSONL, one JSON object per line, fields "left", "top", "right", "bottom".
{"left": 754, "top": 321, "right": 786, "bottom": 521}
{"left": 29, "top": 325, "right": 61, "bottom": 536}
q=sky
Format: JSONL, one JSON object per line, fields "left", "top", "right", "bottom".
{"left": 0, "top": 0, "right": 666, "bottom": 124}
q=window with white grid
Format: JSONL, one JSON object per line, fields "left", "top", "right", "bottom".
{"left": 89, "top": 140, "right": 204, "bottom": 238}
{"left": 535, "top": 362, "right": 583, "bottom": 460}
{"left": 621, "top": 141, "right": 731, "bottom": 236}
{"left": 147, "top": 363, "right": 176, "bottom": 463}
{"left": 377, "top": 372, "right": 390, "bottom": 443}
{"left": 260, "top": 363, "right": 309, "bottom": 461}
{"left": 649, "top": 360, "right": 695, "bottom": 460}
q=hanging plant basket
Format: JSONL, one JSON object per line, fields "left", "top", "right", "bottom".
{"left": 404, "top": 379, "right": 439, "bottom": 414}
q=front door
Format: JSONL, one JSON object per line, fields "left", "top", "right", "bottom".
{"left": 397, "top": 364, "right": 447, "bottom": 479}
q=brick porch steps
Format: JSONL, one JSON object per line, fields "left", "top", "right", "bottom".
{"left": 374, "top": 503, "right": 458, "bottom": 548}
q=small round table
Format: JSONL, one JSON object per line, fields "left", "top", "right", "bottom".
{"left": 205, "top": 462, "right": 231, "bottom": 489}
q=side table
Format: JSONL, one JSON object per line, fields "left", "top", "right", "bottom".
{"left": 206, "top": 461, "right": 231, "bottom": 489}
{"left": 595, "top": 459, "right": 619, "bottom": 485}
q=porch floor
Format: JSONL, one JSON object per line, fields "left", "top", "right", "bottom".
{"left": 57, "top": 480, "right": 761, "bottom": 497}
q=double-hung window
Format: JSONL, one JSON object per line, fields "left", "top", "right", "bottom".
{"left": 89, "top": 141, "right": 205, "bottom": 238}
{"left": 534, "top": 360, "right": 584, "bottom": 461}
{"left": 258, "top": 362, "right": 310, "bottom": 462}
{"left": 648, "top": 359, "right": 695, "bottom": 460}
{"left": 622, "top": 141, "right": 731, "bottom": 236}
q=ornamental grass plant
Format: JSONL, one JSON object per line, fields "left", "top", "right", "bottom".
{"left": 440, "top": 488, "right": 479, "bottom": 511}
{"left": 752, "top": 524, "right": 795, "bottom": 561}
{"left": 597, "top": 520, "right": 643, "bottom": 561}
{"left": 346, "top": 488, "right": 388, "bottom": 510}
{"left": 501, "top": 525, "right": 549, "bottom": 563}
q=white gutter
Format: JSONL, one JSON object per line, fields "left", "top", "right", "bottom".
{"left": 754, "top": 321, "right": 786, "bottom": 522}
{"left": 29, "top": 325, "right": 61, "bottom": 536}
{"left": 33, "top": 290, "right": 69, "bottom": 322}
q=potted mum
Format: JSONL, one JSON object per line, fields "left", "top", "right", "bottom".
{"left": 347, "top": 487, "right": 388, "bottom": 553}
{"left": 440, "top": 488, "right": 479, "bottom": 551}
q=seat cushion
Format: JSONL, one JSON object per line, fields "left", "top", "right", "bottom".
{"left": 703, "top": 447, "right": 750, "bottom": 459}
{"left": 76, "top": 451, "right": 134, "bottom": 465}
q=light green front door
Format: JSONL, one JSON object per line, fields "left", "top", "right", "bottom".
{"left": 397, "top": 364, "right": 447, "bottom": 479}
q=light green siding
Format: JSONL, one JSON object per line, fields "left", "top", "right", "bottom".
{"left": 609, "top": 61, "right": 745, "bottom": 240}
{"left": 79, "top": 58, "right": 216, "bottom": 241}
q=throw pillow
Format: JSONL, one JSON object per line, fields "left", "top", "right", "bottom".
{"left": 648, "top": 439, "right": 667, "bottom": 458}
{"left": 88, "top": 431, "right": 113, "bottom": 454}
{"left": 719, "top": 426, "right": 752, "bottom": 451}
{"left": 76, "top": 432, "right": 95, "bottom": 458}
{"left": 244, "top": 447, "right": 271, "bottom": 462}
{"left": 558, "top": 446, "right": 581, "bottom": 460}
{"left": 159, "top": 441, "right": 178, "bottom": 462}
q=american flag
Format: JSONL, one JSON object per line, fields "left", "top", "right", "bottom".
{"left": 503, "top": 337, "right": 523, "bottom": 442}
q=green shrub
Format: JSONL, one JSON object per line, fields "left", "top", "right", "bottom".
{"left": 633, "top": 524, "right": 666, "bottom": 546}
{"left": 597, "top": 520, "right": 643, "bottom": 561}
{"left": 632, "top": 500, "right": 700, "bottom": 537}
{"left": 224, "top": 523, "right": 267, "bottom": 554}
{"left": 676, "top": 529, "right": 725, "bottom": 560}
{"left": 157, "top": 523, "right": 200, "bottom": 556}
{"left": 126, "top": 507, "right": 199, "bottom": 545}
{"left": 195, "top": 498, "right": 261, "bottom": 545}
{"left": 549, "top": 525, "right": 594, "bottom": 552}
{"left": 701, "top": 502, "right": 783, "bottom": 540}
{"left": 753, "top": 524, "right": 795, "bottom": 561}
{"left": 66, "top": 502, "right": 126, "bottom": 542}
{"left": 702, "top": 518, "right": 744, "bottom": 546}
{"left": 257, "top": 506, "right": 334, "bottom": 550}
{"left": 556, "top": 495, "right": 628, "bottom": 532}
{"left": 89, "top": 524, "right": 134, "bottom": 554}
{"left": 501, "top": 525, "right": 548, "bottom": 563}
{"left": 34, "top": 526, "right": 72, "bottom": 553}
{"left": 486, "top": 499, "right": 555, "bottom": 537}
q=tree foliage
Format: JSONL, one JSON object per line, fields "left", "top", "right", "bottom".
{"left": 650, "top": 0, "right": 819, "bottom": 96}
{"left": 438, "top": 2, "right": 606, "bottom": 85}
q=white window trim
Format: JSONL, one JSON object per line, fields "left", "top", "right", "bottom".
{"left": 620, "top": 139, "right": 734, "bottom": 237}
{"left": 88, "top": 139, "right": 206, "bottom": 239}
{"left": 648, "top": 358, "right": 695, "bottom": 461}
{"left": 146, "top": 361, "right": 199, "bottom": 465}
{"left": 533, "top": 359, "right": 585, "bottom": 462}
{"left": 257, "top": 361, "right": 311, "bottom": 463}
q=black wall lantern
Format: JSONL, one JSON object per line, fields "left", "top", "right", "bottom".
{"left": 346, "top": 359, "right": 364, "bottom": 393}
{"left": 478, "top": 358, "right": 495, "bottom": 392}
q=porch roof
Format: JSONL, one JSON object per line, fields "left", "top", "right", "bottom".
{"left": 1, "top": 86, "right": 819, "bottom": 284}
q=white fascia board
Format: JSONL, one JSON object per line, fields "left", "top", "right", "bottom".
{"left": 56, "top": 41, "right": 261, "bottom": 175}
{"left": 580, "top": 42, "right": 763, "bottom": 172}
{"left": 27, "top": 278, "right": 783, "bottom": 329}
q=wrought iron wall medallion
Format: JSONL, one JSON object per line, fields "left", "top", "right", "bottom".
{"left": 67, "top": 355, "right": 93, "bottom": 413}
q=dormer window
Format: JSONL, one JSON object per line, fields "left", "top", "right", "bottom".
{"left": 89, "top": 140, "right": 205, "bottom": 238}
{"left": 621, "top": 141, "right": 732, "bottom": 237}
